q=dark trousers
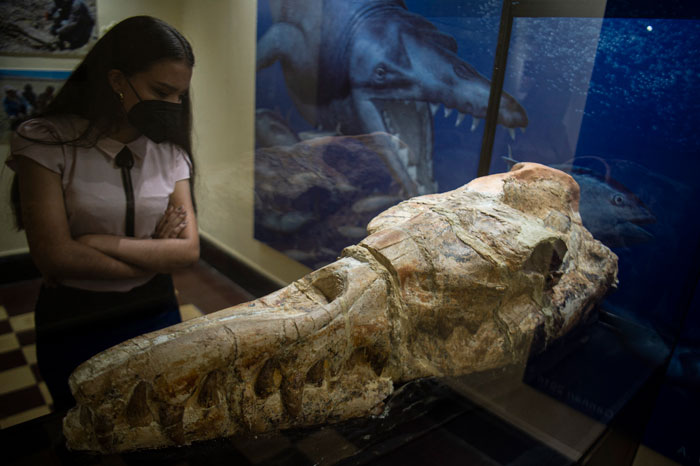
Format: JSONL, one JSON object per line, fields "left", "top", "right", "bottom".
{"left": 34, "top": 274, "right": 181, "bottom": 411}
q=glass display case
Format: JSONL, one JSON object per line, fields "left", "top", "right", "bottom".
{"left": 251, "top": 0, "right": 699, "bottom": 464}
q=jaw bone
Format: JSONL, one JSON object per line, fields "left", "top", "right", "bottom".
{"left": 64, "top": 163, "right": 617, "bottom": 453}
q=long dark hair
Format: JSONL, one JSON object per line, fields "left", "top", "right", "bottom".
{"left": 11, "top": 16, "right": 196, "bottom": 229}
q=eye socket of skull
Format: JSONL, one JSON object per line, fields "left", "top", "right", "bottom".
{"left": 523, "top": 238, "right": 568, "bottom": 290}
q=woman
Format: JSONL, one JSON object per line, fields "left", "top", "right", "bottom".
{"left": 7, "top": 16, "right": 199, "bottom": 410}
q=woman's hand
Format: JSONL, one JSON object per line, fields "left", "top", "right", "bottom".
{"left": 154, "top": 205, "right": 187, "bottom": 239}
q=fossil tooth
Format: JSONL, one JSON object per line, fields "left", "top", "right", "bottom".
{"left": 254, "top": 359, "right": 283, "bottom": 398}
{"left": 280, "top": 374, "right": 305, "bottom": 418}
{"left": 305, "top": 359, "right": 328, "bottom": 386}
{"left": 125, "top": 381, "right": 153, "bottom": 427}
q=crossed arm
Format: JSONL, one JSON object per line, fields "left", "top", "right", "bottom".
{"left": 17, "top": 157, "right": 199, "bottom": 284}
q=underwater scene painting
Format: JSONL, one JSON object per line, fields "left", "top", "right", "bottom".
{"left": 492, "top": 14, "right": 700, "bottom": 342}
{"left": 254, "top": 0, "right": 508, "bottom": 269}
{"left": 254, "top": 1, "right": 700, "bottom": 461}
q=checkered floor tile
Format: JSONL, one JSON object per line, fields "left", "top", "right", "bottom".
{"left": 0, "top": 303, "right": 52, "bottom": 429}
{"left": 0, "top": 299, "right": 203, "bottom": 430}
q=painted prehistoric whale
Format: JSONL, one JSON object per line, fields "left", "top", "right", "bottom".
{"left": 257, "top": 0, "right": 528, "bottom": 194}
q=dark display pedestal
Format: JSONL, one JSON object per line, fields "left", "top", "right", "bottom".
{"left": 3, "top": 378, "right": 572, "bottom": 466}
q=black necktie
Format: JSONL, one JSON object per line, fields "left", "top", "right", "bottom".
{"left": 115, "top": 147, "right": 135, "bottom": 237}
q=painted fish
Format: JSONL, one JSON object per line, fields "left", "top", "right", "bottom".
{"left": 504, "top": 155, "right": 655, "bottom": 248}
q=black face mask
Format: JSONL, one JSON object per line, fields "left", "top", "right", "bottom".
{"left": 125, "top": 78, "right": 183, "bottom": 143}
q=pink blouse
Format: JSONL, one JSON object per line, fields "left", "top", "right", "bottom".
{"left": 8, "top": 116, "right": 191, "bottom": 292}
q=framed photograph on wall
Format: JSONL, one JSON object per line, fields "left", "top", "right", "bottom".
{"left": 0, "top": 0, "right": 97, "bottom": 57}
{"left": 0, "top": 68, "right": 70, "bottom": 142}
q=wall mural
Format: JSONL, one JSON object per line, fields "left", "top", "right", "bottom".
{"left": 254, "top": 0, "right": 521, "bottom": 269}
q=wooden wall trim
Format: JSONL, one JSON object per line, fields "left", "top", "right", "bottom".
{"left": 199, "top": 236, "right": 282, "bottom": 298}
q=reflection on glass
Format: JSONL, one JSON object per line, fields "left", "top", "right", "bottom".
{"left": 494, "top": 16, "right": 700, "bottom": 336}
{"left": 497, "top": 13, "right": 700, "bottom": 462}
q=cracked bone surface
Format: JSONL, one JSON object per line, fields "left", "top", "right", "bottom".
{"left": 64, "top": 163, "right": 617, "bottom": 453}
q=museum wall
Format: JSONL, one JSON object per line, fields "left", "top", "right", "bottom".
{"left": 181, "top": 0, "right": 310, "bottom": 286}
{"left": 0, "top": 0, "right": 310, "bottom": 285}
